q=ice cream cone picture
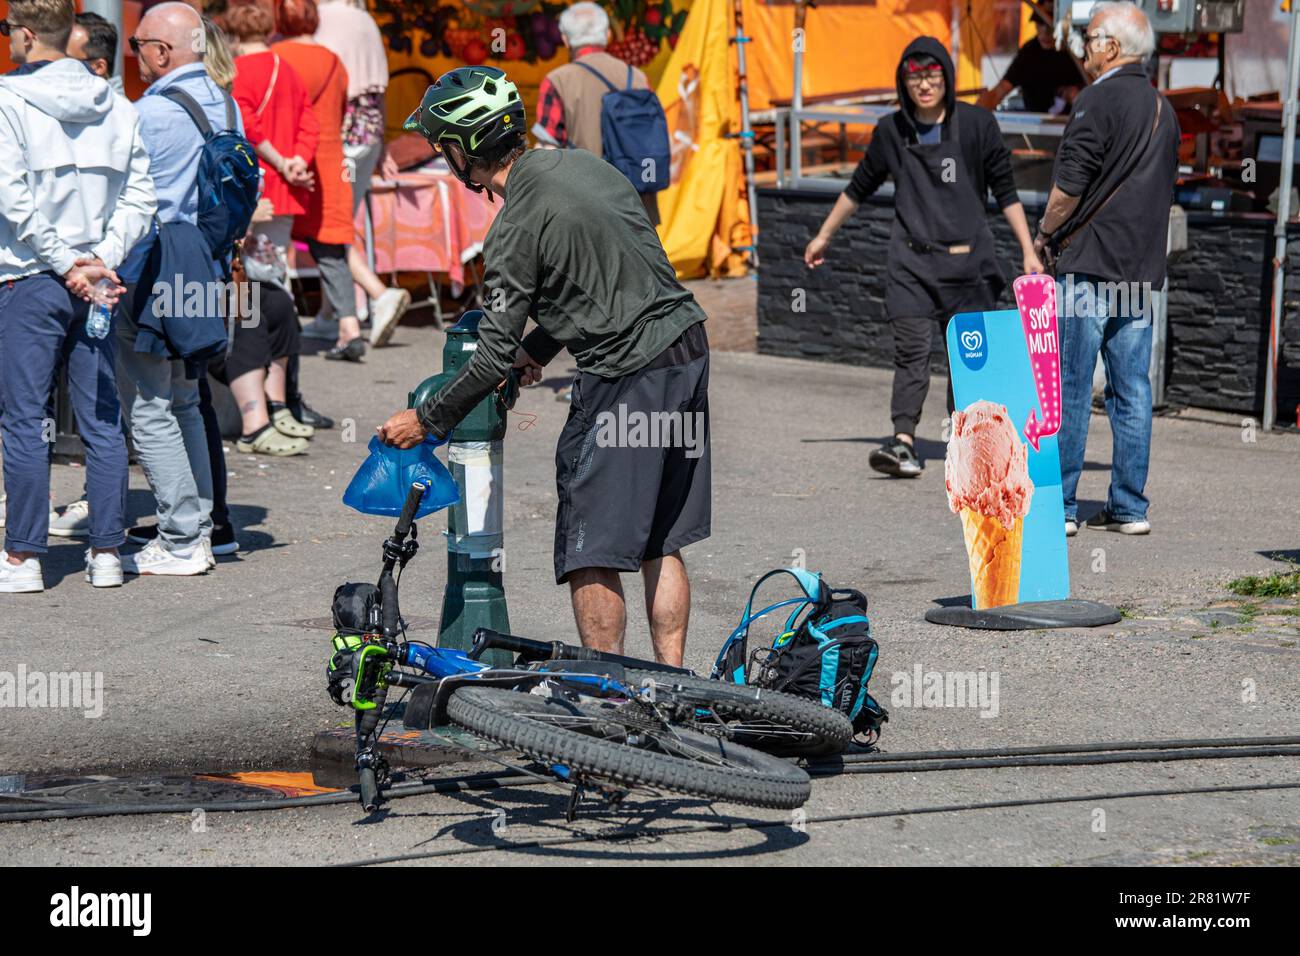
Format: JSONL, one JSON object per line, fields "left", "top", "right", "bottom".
{"left": 945, "top": 401, "right": 1034, "bottom": 609}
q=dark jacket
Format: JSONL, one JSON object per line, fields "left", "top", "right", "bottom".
{"left": 125, "top": 220, "right": 228, "bottom": 376}
{"left": 417, "top": 148, "right": 705, "bottom": 439}
{"left": 1049, "top": 63, "right": 1180, "bottom": 284}
{"left": 845, "top": 37, "right": 1019, "bottom": 212}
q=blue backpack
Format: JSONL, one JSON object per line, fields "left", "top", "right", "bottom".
{"left": 713, "top": 568, "right": 887, "bottom": 739}
{"left": 575, "top": 61, "right": 671, "bottom": 194}
{"left": 160, "top": 87, "right": 260, "bottom": 263}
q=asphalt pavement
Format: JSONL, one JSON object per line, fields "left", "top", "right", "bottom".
{"left": 1, "top": 289, "right": 1297, "bottom": 866}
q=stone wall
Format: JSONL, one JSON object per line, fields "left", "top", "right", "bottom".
{"left": 1164, "top": 215, "right": 1300, "bottom": 418}
{"left": 756, "top": 187, "right": 1300, "bottom": 420}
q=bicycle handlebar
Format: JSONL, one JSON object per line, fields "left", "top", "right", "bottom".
{"left": 394, "top": 481, "right": 426, "bottom": 542}
{"left": 380, "top": 482, "right": 425, "bottom": 642}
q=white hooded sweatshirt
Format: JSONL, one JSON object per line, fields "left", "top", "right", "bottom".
{"left": 0, "top": 57, "right": 157, "bottom": 280}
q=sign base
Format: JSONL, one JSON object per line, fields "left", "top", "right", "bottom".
{"left": 924, "top": 599, "right": 1122, "bottom": 631}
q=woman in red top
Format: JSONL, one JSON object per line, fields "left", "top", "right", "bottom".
{"left": 274, "top": 0, "right": 366, "bottom": 361}
{"left": 228, "top": 2, "right": 318, "bottom": 225}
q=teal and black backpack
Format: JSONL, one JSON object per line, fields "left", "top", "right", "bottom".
{"left": 712, "top": 568, "right": 887, "bottom": 740}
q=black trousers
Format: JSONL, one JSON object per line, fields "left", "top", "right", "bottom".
{"left": 889, "top": 312, "right": 956, "bottom": 438}
{"left": 202, "top": 283, "right": 303, "bottom": 530}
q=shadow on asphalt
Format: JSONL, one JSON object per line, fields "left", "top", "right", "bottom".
{"left": 1259, "top": 549, "right": 1300, "bottom": 565}
{"left": 35, "top": 498, "right": 280, "bottom": 589}
{"left": 351, "top": 783, "right": 809, "bottom": 862}
{"left": 802, "top": 435, "right": 1112, "bottom": 472}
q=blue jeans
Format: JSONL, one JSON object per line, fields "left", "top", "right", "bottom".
{"left": 1058, "top": 274, "right": 1153, "bottom": 523}
{"left": 0, "top": 272, "right": 129, "bottom": 553}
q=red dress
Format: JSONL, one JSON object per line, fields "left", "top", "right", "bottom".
{"left": 232, "top": 50, "right": 320, "bottom": 218}
{"left": 272, "top": 40, "right": 354, "bottom": 246}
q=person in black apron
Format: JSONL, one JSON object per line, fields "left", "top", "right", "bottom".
{"left": 804, "top": 37, "right": 1042, "bottom": 477}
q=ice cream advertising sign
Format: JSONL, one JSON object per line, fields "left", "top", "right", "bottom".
{"left": 945, "top": 280, "right": 1070, "bottom": 609}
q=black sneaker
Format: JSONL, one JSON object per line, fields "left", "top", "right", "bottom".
{"left": 1085, "top": 509, "right": 1151, "bottom": 535}
{"left": 211, "top": 522, "right": 240, "bottom": 556}
{"left": 869, "top": 439, "right": 923, "bottom": 478}
{"left": 290, "top": 398, "right": 334, "bottom": 430}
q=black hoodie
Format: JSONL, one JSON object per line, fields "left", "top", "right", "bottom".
{"left": 845, "top": 37, "right": 1019, "bottom": 213}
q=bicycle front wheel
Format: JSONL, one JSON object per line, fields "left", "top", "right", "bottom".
{"left": 446, "top": 687, "right": 811, "bottom": 810}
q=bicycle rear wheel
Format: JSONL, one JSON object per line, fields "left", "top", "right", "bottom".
{"left": 446, "top": 687, "right": 811, "bottom": 810}
{"left": 625, "top": 670, "right": 853, "bottom": 757}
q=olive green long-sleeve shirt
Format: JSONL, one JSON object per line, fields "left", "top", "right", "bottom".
{"left": 416, "top": 148, "right": 705, "bottom": 438}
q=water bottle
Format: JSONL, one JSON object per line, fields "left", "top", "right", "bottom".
{"left": 86, "top": 278, "right": 114, "bottom": 340}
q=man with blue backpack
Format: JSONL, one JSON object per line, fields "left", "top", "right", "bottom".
{"left": 115, "top": 1, "right": 257, "bottom": 576}
{"left": 379, "top": 66, "right": 708, "bottom": 668}
{"left": 531, "top": 2, "right": 670, "bottom": 226}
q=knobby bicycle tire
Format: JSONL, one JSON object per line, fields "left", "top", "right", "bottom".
{"left": 624, "top": 669, "right": 853, "bottom": 757}
{"left": 446, "top": 687, "right": 811, "bottom": 810}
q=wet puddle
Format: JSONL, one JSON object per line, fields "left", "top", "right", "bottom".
{"left": 0, "top": 770, "right": 340, "bottom": 812}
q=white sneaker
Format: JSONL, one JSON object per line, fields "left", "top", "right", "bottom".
{"left": 0, "top": 551, "right": 44, "bottom": 593}
{"left": 301, "top": 316, "right": 339, "bottom": 341}
{"left": 50, "top": 499, "right": 91, "bottom": 538}
{"left": 85, "top": 549, "right": 124, "bottom": 588}
{"left": 1064, "top": 520, "right": 1078, "bottom": 537}
{"left": 369, "top": 288, "right": 411, "bottom": 347}
{"left": 121, "top": 538, "right": 209, "bottom": 576}
{"left": 202, "top": 538, "right": 216, "bottom": 571}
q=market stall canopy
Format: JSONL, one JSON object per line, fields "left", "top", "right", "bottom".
{"left": 654, "top": 0, "right": 1000, "bottom": 278}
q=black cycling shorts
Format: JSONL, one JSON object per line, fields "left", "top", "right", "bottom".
{"left": 554, "top": 322, "right": 711, "bottom": 584}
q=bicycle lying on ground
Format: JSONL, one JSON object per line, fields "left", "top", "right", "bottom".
{"left": 325, "top": 482, "right": 852, "bottom": 817}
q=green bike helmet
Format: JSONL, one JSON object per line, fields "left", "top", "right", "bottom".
{"left": 404, "top": 66, "right": 526, "bottom": 194}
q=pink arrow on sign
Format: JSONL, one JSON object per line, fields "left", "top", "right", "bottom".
{"left": 1013, "top": 274, "right": 1061, "bottom": 451}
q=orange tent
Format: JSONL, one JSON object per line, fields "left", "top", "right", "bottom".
{"left": 655, "top": 0, "right": 1011, "bottom": 278}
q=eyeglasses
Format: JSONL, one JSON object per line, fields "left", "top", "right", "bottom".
{"left": 904, "top": 69, "right": 945, "bottom": 87}
{"left": 128, "top": 36, "right": 173, "bottom": 55}
{"left": 1084, "top": 31, "right": 1113, "bottom": 45}
{"left": 0, "top": 19, "right": 28, "bottom": 37}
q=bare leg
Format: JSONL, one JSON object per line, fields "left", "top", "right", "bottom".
{"left": 229, "top": 368, "right": 270, "bottom": 434}
{"left": 264, "top": 357, "right": 288, "bottom": 405}
{"left": 568, "top": 567, "right": 626, "bottom": 655}
{"left": 642, "top": 552, "right": 689, "bottom": 667}
{"left": 335, "top": 315, "right": 362, "bottom": 348}
{"left": 347, "top": 245, "right": 387, "bottom": 300}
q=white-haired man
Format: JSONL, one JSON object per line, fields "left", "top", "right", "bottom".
{"left": 532, "top": 0, "right": 662, "bottom": 225}
{"left": 1034, "top": 1, "right": 1179, "bottom": 537}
